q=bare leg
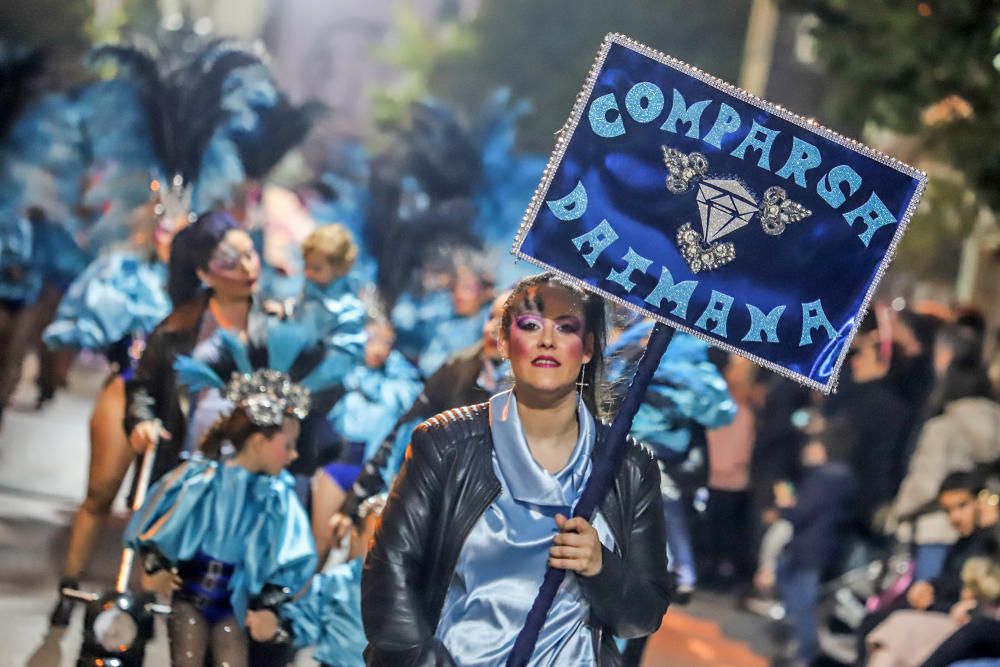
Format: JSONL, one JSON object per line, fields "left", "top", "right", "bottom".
{"left": 0, "top": 301, "right": 40, "bottom": 410}
{"left": 311, "top": 471, "right": 347, "bottom": 568}
{"left": 168, "top": 601, "right": 210, "bottom": 667}
{"left": 62, "top": 377, "right": 134, "bottom": 578}
{"left": 209, "top": 615, "right": 249, "bottom": 667}
{"left": 31, "top": 284, "right": 64, "bottom": 405}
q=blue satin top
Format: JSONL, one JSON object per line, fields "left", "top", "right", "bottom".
{"left": 125, "top": 460, "right": 317, "bottom": 624}
{"left": 43, "top": 252, "right": 170, "bottom": 351}
{"left": 435, "top": 391, "right": 615, "bottom": 666}
{"left": 282, "top": 557, "right": 365, "bottom": 667}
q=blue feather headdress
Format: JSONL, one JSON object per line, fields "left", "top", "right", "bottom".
{"left": 173, "top": 318, "right": 343, "bottom": 427}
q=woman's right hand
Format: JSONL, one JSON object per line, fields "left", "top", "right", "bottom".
{"left": 129, "top": 420, "right": 171, "bottom": 454}
{"left": 142, "top": 568, "right": 181, "bottom": 598}
{"left": 329, "top": 512, "right": 353, "bottom": 543}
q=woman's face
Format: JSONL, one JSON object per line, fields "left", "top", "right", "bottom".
{"left": 364, "top": 322, "right": 395, "bottom": 369}
{"left": 452, "top": 266, "right": 489, "bottom": 318}
{"left": 198, "top": 229, "right": 260, "bottom": 299}
{"left": 499, "top": 284, "right": 593, "bottom": 402}
{"left": 252, "top": 418, "right": 300, "bottom": 476}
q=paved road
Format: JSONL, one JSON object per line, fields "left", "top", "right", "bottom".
{"left": 0, "top": 358, "right": 773, "bottom": 667}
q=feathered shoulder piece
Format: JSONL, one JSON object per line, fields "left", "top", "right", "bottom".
{"left": 173, "top": 318, "right": 343, "bottom": 427}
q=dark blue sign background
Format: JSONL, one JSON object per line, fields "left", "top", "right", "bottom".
{"left": 516, "top": 36, "right": 926, "bottom": 391}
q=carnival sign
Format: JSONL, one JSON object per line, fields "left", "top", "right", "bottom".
{"left": 513, "top": 34, "right": 926, "bottom": 393}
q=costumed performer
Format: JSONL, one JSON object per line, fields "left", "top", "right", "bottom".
{"left": 362, "top": 272, "right": 671, "bottom": 666}
{"left": 312, "top": 313, "right": 422, "bottom": 565}
{"left": 126, "top": 318, "right": 340, "bottom": 666}
{"left": 46, "top": 202, "right": 176, "bottom": 625}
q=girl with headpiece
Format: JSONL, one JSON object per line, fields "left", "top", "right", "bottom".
{"left": 362, "top": 271, "right": 671, "bottom": 666}
{"left": 125, "top": 318, "right": 331, "bottom": 666}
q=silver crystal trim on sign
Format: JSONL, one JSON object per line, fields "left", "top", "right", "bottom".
{"left": 663, "top": 154, "right": 811, "bottom": 273}
{"left": 662, "top": 146, "right": 708, "bottom": 194}
{"left": 225, "top": 368, "right": 311, "bottom": 427}
{"left": 676, "top": 222, "right": 735, "bottom": 273}
{"left": 510, "top": 32, "right": 928, "bottom": 394}
{"left": 759, "top": 186, "right": 811, "bottom": 236}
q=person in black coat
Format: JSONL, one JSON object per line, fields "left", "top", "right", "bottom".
{"left": 361, "top": 273, "right": 671, "bottom": 666}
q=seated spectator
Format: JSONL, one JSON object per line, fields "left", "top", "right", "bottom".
{"left": 865, "top": 557, "right": 1000, "bottom": 667}
{"left": 857, "top": 472, "right": 1000, "bottom": 664}
{"left": 892, "top": 323, "right": 1000, "bottom": 581}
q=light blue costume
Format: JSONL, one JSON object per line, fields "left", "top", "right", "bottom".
{"left": 294, "top": 277, "right": 366, "bottom": 385}
{"left": 281, "top": 558, "right": 365, "bottom": 667}
{"left": 328, "top": 350, "right": 423, "bottom": 461}
{"left": 623, "top": 326, "right": 737, "bottom": 457}
{"left": 417, "top": 304, "right": 491, "bottom": 378}
{"left": 435, "top": 390, "right": 614, "bottom": 666}
{"left": 0, "top": 214, "right": 36, "bottom": 304}
{"left": 125, "top": 460, "right": 317, "bottom": 625}
{"left": 42, "top": 252, "right": 170, "bottom": 355}
{"left": 390, "top": 289, "right": 453, "bottom": 365}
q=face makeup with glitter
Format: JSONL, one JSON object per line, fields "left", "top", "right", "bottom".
{"left": 205, "top": 230, "right": 260, "bottom": 297}
{"left": 501, "top": 284, "right": 593, "bottom": 399}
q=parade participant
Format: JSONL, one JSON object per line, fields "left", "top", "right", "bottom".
{"left": 255, "top": 494, "right": 388, "bottom": 667}
{"left": 46, "top": 203, "right": 176, "bottom": 626}
{"left": 293, "top": 223, "right": 366, "bottom": 383}
{"left": 312, "top": 315, "right": 422, "bottom": 565}
{"left": 327, "top": 289, "right": 511, "bottom": 543}
{"left": 125, "top": 211, "right": 263, "bottom": 480}
{"left": 126, "top": 321, "right": 323, "bottom": 667}
{"left": 415, "top": 250, "right": 496, "bottom": 377}
{"left": 362, "top": 272, "right": 671, "bottom": 665}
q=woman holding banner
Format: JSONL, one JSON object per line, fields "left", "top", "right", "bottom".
{"left": 362, "top": 271, "right": 671, "bottom": 666}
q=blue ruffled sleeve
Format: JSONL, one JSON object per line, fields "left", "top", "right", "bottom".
{"left": 123, "top": 460, "right": 218, "bottom": 561}
{"left": 235, "top": 472, "right": 316, "bottom": 619}
{"left": 44, "top": 252, "right": 170, "bottom": 350}
{"left": 280, "top": 559, "right": 365, "bottom": 667}
{"left": 294, "top": 278, "right": 366, "bottom": 385}
{"left": 332, "top": 351, "right": 423, "bottom": 462}
{"left": 624, "top": 330, "right": 737, "bottom": 457}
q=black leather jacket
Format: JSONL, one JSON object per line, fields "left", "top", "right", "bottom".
{"left": 361, "top": 403, "right": 671, "bottom": 666}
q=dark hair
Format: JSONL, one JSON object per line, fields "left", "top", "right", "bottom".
{"left": 500, "top": 272, "right": 608, "bottom": 419}
{"left": 939, "top": 470, "right": 982, "bottom": 497}
{"left": 199, "top": 407, "right": 283, "bottom": 460}
{"left": 933, "top": 323, "right": 993, "bottom": 408}
{"left": 167, "top": 210, "right": 238, "bottom": 305}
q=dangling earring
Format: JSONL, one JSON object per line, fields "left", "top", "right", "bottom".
{"left": 576, "top": 363, "right": 589, "bottom": 412}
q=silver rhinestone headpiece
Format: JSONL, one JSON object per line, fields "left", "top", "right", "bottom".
{"left": 225, "top": 368, "right": 311, "bottom": 427}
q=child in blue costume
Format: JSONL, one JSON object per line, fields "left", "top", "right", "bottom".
{"left": 127, "top": 321, "right": 327, "bottom": 667}
{"left": 312, "top": 317, "right": 422, "bottom": 564}
{"left": 257, "top": 494, "right": 387, "bottom": 667}
{"left": 294, "top": 224, "right": 366, "bottom": 383}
